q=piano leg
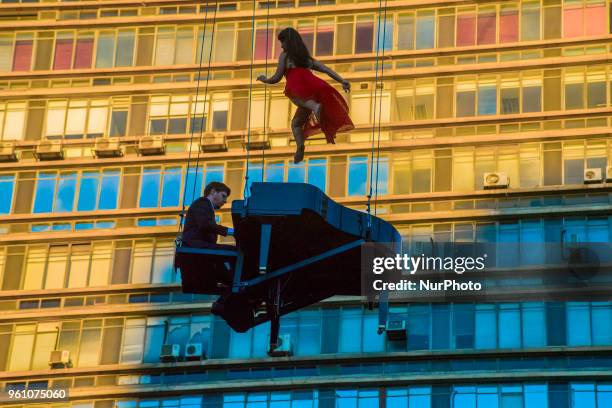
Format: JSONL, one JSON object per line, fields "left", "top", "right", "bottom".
{"left": 231, "top": 252, "right": 245, "bottom": 294}
{"left": 259, "top": 224, "right": 272, "bottom": 275}
{"left": 268, "top": 280, "right": 281, "bottom": 352}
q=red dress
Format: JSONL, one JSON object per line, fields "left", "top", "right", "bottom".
{"left": 284, "top": 67, "right": 354, "bottom": 144}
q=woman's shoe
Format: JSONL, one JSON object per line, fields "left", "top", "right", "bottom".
{"left": 294, "top": 144, "right": 305, "bottom": 164}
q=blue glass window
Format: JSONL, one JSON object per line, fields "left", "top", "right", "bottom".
{"left": 522, "top": 302, "right": 546, "bottom": 347}
{"left": 475, "top": 304, "right": 496, "bottom": 349}
{"left": 373, "top": 156, "right": 389, "bottom": 195}
{"left": 55, "top": 172, "right": 77, "bottom": 212}
{"left": 407, "top": 305, "right": 430, "bottom": 350}
{"left": 571, "top": 384, "right": 596, "bottom": 408}
{"left": 499, "top": 303, "right": 521, "bottom": 348}
{"left": 245, "top": 163, "right": 263, "bottom": 196}
{"left": 415, "top": 11, "right": 435, "bottom": 49}
{"left": 229, "top": 329, "right": 253, "bottom": 359}
{"left": 77, "top": 171, "right": 99, "bottom": 211}
{"left": 98, "top": 169, "right": 120, "bottom": 210}
{"left": 183, "top": 166, "right": 203, "bottom": 206}
{"left": 161, "top": 167, "right": 181, "bottom": 207}
{"left": 265, "top": 162, "right": 284, "bottom": 182}
{"left": 288, "top": 162, "right": 305, "bottom": 183}
{"left": 139, "top": 167, "right": 161, "bottom": 208}
{"left": 567, "top": 302, "right": 591, "bottom": 346}
{"left": 524, "top": 384, "right": 548, "bottom": 408}
{"left": 596, "top": 384, "right": 612, "bottom": 408}
{"left": 339, "top": 308, "right": 362, "bottom": 353}
{"left": 0, "top": 174, "right": 15, "bottom": 214}
{"left": 592, "top": 302, "right": 612, "bottom": 345}
{"left": 376, "top": 15, "right": 393, "bottom": 52}
{"left": 348, "top": 156, "right": 368, "bottom": 196}
{"left": 33, "top": 172, "right": 57, "bottom": 213}
{"left": 478, "top": 85, "right": 497, "bottom": 115}
{"left": 453, "top": 304, "right": 474, "bottom": 349}
{"left": 307, "top": 158, "right": 327, "bottom": 192}
{"left": 205, "top": 164, "right": 224, "bottom": 186}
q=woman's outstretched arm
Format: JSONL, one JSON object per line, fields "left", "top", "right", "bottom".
{"left": 311, "top": 60, "right": 351, "bottom": 92}
{"left": 257, "top": 52, "right": 287, "bottom": 84}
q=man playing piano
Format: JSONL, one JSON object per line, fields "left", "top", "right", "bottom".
{"left": 182, "top": 181, "right": 235, "bottom": 250}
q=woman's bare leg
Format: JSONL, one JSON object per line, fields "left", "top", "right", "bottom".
{"left": 290, "top": 97, "right": 321, "bottom": 123}
{"left": 291, "top": 107, "right": 309, "bottom": 163}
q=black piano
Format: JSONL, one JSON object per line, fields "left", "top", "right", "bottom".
{"left": 175, "top": 182, "right": 401, "bottom": 353}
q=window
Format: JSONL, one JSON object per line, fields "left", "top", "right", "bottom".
{"left": 77, "top": 169, "right": 120, "bottom": 211}
{"left": 115, "top": 30, "right": 135, "bottom": 67}
{"left": 95, "top": 31, "right": 116, "bottom": 68}
{"left": 0, "top": 34, "right": 12, "bottom": 71}
{"left": 53, "top": 32, "right": 74, "bottom": 70}
{"left": 477, "top": 78, "right": 497, "bottom": 115}
{"left": 183, "top": 165, "right": 203, "bottom": 206}
{"left": 149, "top": 95, "right": 189, "bottom": 135}
{"left": 121, "top": 318, "right": 145, "bottom": 363}
{"left": 265, "top": 161, "right": 284, "bottom": 182}
{"left": 336, "top": 16, "right": 354, "bottom": 55}
{"left": 348, "top": 156, "right": 368, "bottom": 196}
{"left": 298, "top": 21, "right": 314, "bottom": 55}
{"left": 32, "top": 172, "right": 77, "bottom": 213}
{"left": 521, "top": 2, "right": 541, "bottom": 41}
{"left": 500, "top": 5, "right": 519, "bottom": 43}
{"left": 456, "top": 9, "right": 476, "bottom": 46}
{"left": 397, "top": 13, "right": 415, "bottom": 50}
{"left": 501, "top": 77, "right": 520, "bottom": 114}
{"left": 499, "top": 303, "right": 521, "bottom": 348}
{"left": 415, "top": 10, "right": 434, "bottom": 49}
{"left": 315, "top": 18, "right": 334, "bottom": 56}
{"left": 456, "top": 78, "right": 476, "bottom": 117}
{"left": 74, "top": 32, "right": 94, "bottom": 69}
{"left": 175, "top": 27, "right": 194, "bottom": 64}
{"left": 565, "top": 70, "right": 585, "bottom": 109}
{"left": 475, "top": 304, "right": 496, "bottom": 349}
{"left": 213, "top": 24, "right": 235, "bottom": 62}
{"left": 211, "top": 95, "right": 229, "bottom": 131}
{"left": 254, "top": 23, "right": 272, "bottom": 60}
{"left": 587, "top": 69, "right": 606, "bottom": 108}
{"left": 0, "top": 102, "right": 26, "bottom": 140}
{"left": 0, "top": 174, "right": 14, "bottom": 214}
{"left": 355, "top": 16, "right": 374, "bottom": 54}
{"left": 477, "top": 8, "right": 496, "bottom": 45}
{"left": 307, "top": 158, "right": 327, "bottom": 192}
{"left": 12, "top": 34, "right": 33, "bottom": 71}
{"left": 139, "top": 167, "right": 161, "bottom": 208}
{"left": 522, "top": 76, "right": 542, "bottom": 112}
{"left": 154, "top": 27, "right": 174, "bottom": 66}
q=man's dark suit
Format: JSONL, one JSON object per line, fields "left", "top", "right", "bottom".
{"left": 182, "top": 196, "right": 234, "bottom": 249}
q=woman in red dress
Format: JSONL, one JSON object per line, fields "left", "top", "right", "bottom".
{"left": 257, "top": 27, "right": 354, "bottom": 163}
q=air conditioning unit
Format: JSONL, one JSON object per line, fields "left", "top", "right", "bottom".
{"left": 200, "top": 132, "right": 228, "bottom": 152}
{"left": 584, "top": 168, "right": 603, "bottom": 184}
{"left": 49, "top": 350, "right": 71, "bottom": 368}
{"left": 34, "top": 140, "right": 63, "bottom": 161}
{"left": 483, "top": 172, "right": 509, "bottom": 189}
{"left": 243, "top": 129, "right": 270, "bottom": 150}
{"left": 267, "top": 334, "right": 293, "bottom": 357}
{"left": 385, "top": 319, "right": 407, "bottom": 341}
{"left": 606, "top": 166, "right": 612, "bottom": 182}
{"left": 160, "top": 344, "right": 180, "bottom": 362}
{"left": 0, "top": 142, "right": 17, "bottom": 162}
{"left": 137, "top": 136, "right": 165, "bottom": 156}
{"left": 93, "top": 138, "right": 123, "bottom": 158}
{"left": 184, "top": 342, "right": 205, "bottom": 361}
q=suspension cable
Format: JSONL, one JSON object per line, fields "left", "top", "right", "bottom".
{"left": 243, "top": 0, "right": 259, "bottom": 203}
{"left": 178, "top": 0, "right": 214, "bottom": 233}
{"left": 366, "top": 0, "right": 388, "bottom": 229}
{"left": 373, "top": 0, "right": 388, "bottom": 216}
{"left": 260, "top": 0, "right": 272, "bottom": 182}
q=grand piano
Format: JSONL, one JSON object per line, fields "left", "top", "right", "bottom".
{"left": 174, "top": 182, "right": 401, "bottom": 354}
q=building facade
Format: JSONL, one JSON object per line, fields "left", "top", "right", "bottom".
{"left": 0, "top": 0, "right": 611, "bottom": 406}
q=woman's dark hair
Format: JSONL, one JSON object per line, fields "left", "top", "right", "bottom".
{"left": 277, "top": 27, "right": 312, "bottom": 68}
